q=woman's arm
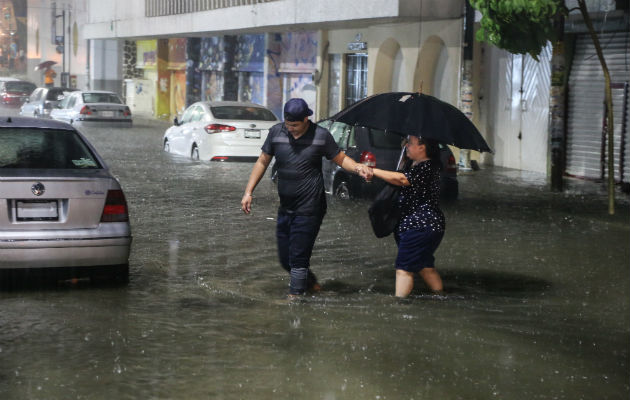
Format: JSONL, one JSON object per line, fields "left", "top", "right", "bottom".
{"left": 371, "top": 167, "right": 410, "bottom": 187}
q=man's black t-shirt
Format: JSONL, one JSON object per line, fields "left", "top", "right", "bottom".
{"left": 262, "top": 121, "right": 340, "bottom": 215}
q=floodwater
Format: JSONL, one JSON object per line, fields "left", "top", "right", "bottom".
{"left": 1, "top": 119, "right": 629, "bottom": 399}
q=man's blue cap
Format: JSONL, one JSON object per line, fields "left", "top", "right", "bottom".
{"left": 284, "top": 98, "right": 313, "bottom": 121}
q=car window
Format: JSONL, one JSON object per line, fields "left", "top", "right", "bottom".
{"left": 368, "top": 128, "right": 404, "bottom": 149}
{"left": 29, "top": 89, "right": 42, "bottom": 102}
{"left": 0, "top": 128, "right": 102, "bottom": 169}
{"left": 67, "top": 95, "right": 77, "bottom": 108}
{"left": 58, "top": 95, "right": 71, "bottom": 109}
{"left": 82, "top": 92, "right": 122, "bottom": 104}
{"left": 180, "top": 106, "right": 195, "bottom": 124}
{"left": 6, "top": 81, "right": 36, "bottom": 93}
{"left": 46, "top": 88, "right": 65, "bottom": 100}
{"left": 327, "top": 121, "right": 353, "bottom": 148}
{"left": 210, "top": 106, "right": 277, "bottom": 121}
{"left": 190, "top": 106, "right": 203, "bottom": 122}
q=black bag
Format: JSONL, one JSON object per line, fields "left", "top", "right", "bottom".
{"left": 368, "top": 183, "right": 401, "bottom": 238}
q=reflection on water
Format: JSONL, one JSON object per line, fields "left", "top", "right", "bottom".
{"left": 1, "top": 121, "right": 628, "bottom": 399}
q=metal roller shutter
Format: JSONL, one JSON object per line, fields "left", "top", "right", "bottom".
{"left": 566, "top": 32, "right": 630, "bottom": 182}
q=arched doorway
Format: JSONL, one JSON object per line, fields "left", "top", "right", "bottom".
{"left": 372, "top": 38, "right": 400, "bottom": 94}
{"left": 413, "top": 35, "right": 446, "bottom": 96}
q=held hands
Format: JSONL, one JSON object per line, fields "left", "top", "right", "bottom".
{"left": 355, "top": 164, "right": 373, "bottom": 182}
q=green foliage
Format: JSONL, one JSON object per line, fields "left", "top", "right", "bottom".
{"left": 470, "top": 0, "right": 563, "bottom": 60}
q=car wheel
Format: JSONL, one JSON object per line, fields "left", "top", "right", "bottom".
{"left": 191, "top": 145, "right": 199, "bottom": 161}
{"left": 163, "top": 140, "right": 170, "bottom": 152}
{"left": 334, "top": 180, "right": 351, "bottom": 200}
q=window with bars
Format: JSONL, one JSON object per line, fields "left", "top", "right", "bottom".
{"left": 345, "top": 53, "right": 368, "bottom": 108}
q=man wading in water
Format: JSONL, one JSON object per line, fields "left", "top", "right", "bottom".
{"left": 241, "top": 98, "right": 372, "bottom": 298}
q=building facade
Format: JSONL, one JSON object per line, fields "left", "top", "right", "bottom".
{"left": 22, "top": 0, "right": 630, "bottom": 186}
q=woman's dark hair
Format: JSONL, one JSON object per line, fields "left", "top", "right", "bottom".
{"left": 419, "top": 137, "right": 442, "bottom": 170}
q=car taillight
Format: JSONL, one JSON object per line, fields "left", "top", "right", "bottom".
{"left": 80, "top": 105, "right": 92, "bottom": 115}
{"left": 101, "top": 190, "right": 129, "bottom": 222}
{"left": 211, "top": 156, "right": 229, "bottom": 161}
{"left": 205, "top": 124, "right": 236, "bottom": 134}
{"left": 123, "top": 106, "right": 131, "bottom": 116}
{"left": 360, "top": 151, "right": 376, "bottom": 167}
{"left": 446, "top": 154, "right": 457, "bottom": 173}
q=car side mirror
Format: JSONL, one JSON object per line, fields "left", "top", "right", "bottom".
{"left": 173, "top": 117, "right": 179, "bottom": 126}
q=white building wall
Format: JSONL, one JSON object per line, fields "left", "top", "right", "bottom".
{"left": 82, "top": 0, "right": 464, "bottom": 39}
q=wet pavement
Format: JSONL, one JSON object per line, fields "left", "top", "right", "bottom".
{"left": 1, "top": 117, "right": 629, "bottom": 399}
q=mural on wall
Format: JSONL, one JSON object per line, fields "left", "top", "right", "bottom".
{"left": 279, "top": 31, "right": 318, "bottom": 73}
{"left": 136, "top": 40, "right": 157, "bottom": 69}
{"left": 168, "top": 38, "right": 187, "bottom": 70}
{"left": 156, "top": 39, "right": 170, "bottom": 119}
{"left": 271, "top": 31, "right": 318, "bottom": 118}
{"left": 283, "top": 73, "right": 317, "bottom": 115}
{"left": 170, "top": 71, "right": 187, "bottom": 117}
{"left": 202, "top": 71, "right": 224, "bottom": 102}
{"left": 238, "top": 72, "right": 264, "bottom": 104}
{"left": 186, "top": 38, "right": 201, "bottom": 107}
{"left": 235, "top": 34, "right": 265, "bottom": 105}
{"left": 266, "top": 34, "right": 284, "bottom": 119}
{"left": 199, "top": 37, "right": 225, "bottom": 71}
{"left": 128, "top": 79, "right": 155, "bottom": 116}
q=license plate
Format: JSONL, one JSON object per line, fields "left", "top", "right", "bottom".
{"left": 244, "top": 129, "right": 261, "bottom": 139}
{"left": 100, "top": 111, "right": 114, "bottom": 117}
{"left": 16, "top": 200, "right": 59, "bottom": 221}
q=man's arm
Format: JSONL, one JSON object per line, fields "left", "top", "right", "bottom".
{"left": 331, "top": 151, "right": 373, "bottom": 181}
{"left": 241, "top": 152, "right": 273, "bottom": 214}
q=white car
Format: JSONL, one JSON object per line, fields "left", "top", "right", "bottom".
{"left": 50, "top": 90, "right": 132, "bottom": 126}
{"left": 163, "top": 101, "right": 279, "bottom": 162}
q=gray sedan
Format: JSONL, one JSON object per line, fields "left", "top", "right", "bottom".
{"left": 0, "top": 117, "right": 131, "bottom": 280}
{"left": 50, "top": 90, "right": 132, "bottom": 126}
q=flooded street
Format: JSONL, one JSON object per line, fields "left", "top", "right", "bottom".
{"left": 1, "top": 119, "right": 629, "bottom": 399}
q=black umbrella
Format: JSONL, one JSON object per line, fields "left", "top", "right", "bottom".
{"left": 331, "top": 92, "right": 492, "bottom": 152}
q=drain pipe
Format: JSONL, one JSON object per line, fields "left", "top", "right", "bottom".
{"left": 459, "top": 0, "right": 475, "bottom": 171}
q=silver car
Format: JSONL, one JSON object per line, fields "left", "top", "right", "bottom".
{"left": 19, "top": 87, "right": 78, "bottom": 118}
{"left": 0, "top": 117, "right": 131, "bottom": 280}
{"left": 50, "top": 90, "right": 132, "bottom": 126}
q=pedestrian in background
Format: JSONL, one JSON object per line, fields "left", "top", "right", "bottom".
{"left": 241, "top": 98, "right": 372, "bottom": 298}
{"left": 369, "top": 136, "right": 445, "bottom": 297}
{"left": 44, "top": 66, "right": 56, "bottom": 87}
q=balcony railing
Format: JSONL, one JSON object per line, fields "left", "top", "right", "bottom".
{"left": 145, "top": 0, "right": 279, "bottom": 17}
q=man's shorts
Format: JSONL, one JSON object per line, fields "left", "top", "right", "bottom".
{"left": 394, "top": 228, "right": 444, "bottom": 272}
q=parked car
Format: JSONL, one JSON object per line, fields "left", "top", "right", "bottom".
{"left": 50, "top": 90, "right": 132, "bottom": 126}
{"left": 163, "top": 101, "right": 279, "bottom": 161}
{"left": 19, "top": 87, "right": 78, "bottom": 118}
{"left": 0, "top": 117, "right": 131, "bottom": 281}
{"left": 0, "top": 80, "right": 36, "bottom": 108}
{"left": 316, "top": 120, "right": 458, "bottom": 201}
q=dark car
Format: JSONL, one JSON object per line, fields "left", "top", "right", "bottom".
{"left": 0, "top": 80, "right": 37, "bottom": 107}
{"left": 318, "top": 120, "right": 458, "bottom": 201}
{"left": 19, "top": 87, "right": 78, "bottom": 118}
